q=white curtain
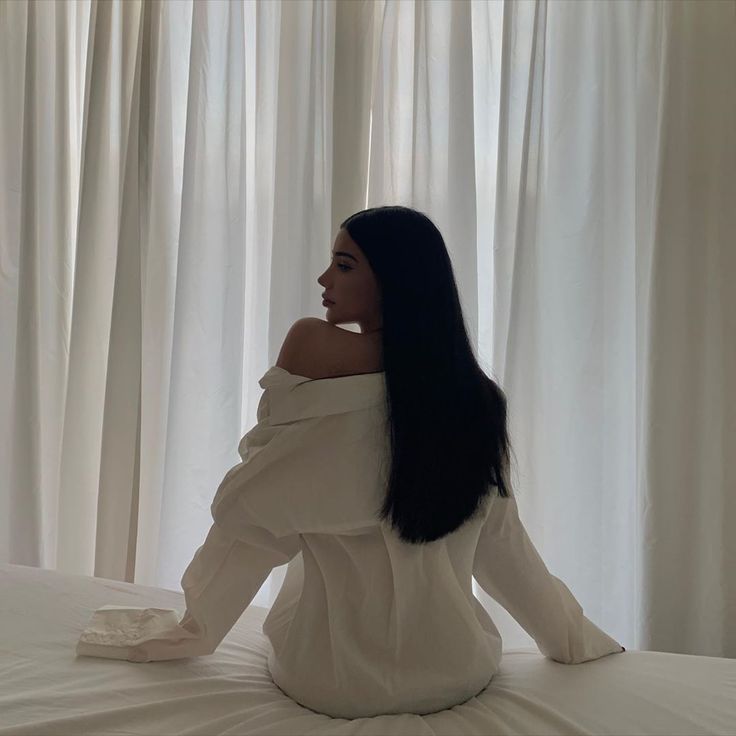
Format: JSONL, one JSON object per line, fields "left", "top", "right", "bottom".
{"left": 1, "top": 0, "right": 734, "bottom": 656}
{"left": 487, "top": 0, "right": 736, "bottom": 656}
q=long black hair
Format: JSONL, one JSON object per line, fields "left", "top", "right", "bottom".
{"left": 340, "top": 206, "right": 515, "bottom": 544}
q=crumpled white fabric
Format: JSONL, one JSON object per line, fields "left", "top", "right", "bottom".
{"left": 76, "top": 605, "right": 197, "bottom": 662}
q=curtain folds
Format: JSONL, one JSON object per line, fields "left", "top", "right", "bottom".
{"left": 1, "top": 0, "right": 734, "bottom": 657}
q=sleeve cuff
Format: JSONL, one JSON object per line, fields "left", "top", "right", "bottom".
{"left": 75, "top": 605, "right": 201, "bottom": 662}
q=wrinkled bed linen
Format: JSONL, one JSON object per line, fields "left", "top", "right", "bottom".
{"left": 2, "top": 562, "right": 736, "bottom": 736}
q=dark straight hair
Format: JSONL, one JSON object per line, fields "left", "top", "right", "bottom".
{"left": 340, "top": 206, "right": 515, "bottom": 544}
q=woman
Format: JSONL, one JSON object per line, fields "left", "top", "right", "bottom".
{"left": 76, "top": 206, "right": 624, "bottom": 719}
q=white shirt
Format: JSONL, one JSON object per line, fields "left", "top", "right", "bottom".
{"left": 76, "top": 365, "right": 624, "bottom": 719}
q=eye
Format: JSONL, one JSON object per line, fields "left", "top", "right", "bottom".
{"left": 337, "top": 264, "right": 351, "bottom": 272}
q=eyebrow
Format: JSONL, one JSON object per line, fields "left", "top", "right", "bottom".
{"left": 332, "top": 250, "right": 358, "bottom": 263}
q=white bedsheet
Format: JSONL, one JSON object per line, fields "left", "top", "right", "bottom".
{"left": 1, "top": 562, "right": 734, "bottom": 735}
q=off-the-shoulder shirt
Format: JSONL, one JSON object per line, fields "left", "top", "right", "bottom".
{"left": 76, "top": 365, "right": 624, "bottom": 719}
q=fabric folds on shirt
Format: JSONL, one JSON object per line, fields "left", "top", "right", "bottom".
{"left": 76, "top": 364, "right": 624, "bottom": 719}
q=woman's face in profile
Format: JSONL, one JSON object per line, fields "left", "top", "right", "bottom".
{"left": 317, "top": 228, "right": 382, "bottom": 335}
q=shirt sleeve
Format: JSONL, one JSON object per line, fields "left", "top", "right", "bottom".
{"left": 472, "top": 480, "right": 625, "bottom": 664}
{"left": 76, "top": 392, "right": 302, "bottom": 663}
{"left": 76, "top": 519, "right": 300, "bottom": 662}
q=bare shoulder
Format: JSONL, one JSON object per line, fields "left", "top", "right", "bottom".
{"left": 275, "top": 318, "right": 382, "bottom": 379}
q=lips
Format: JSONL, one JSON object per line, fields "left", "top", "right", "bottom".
{"left": 322, "top": 295, "right": 335, "bottom": 304}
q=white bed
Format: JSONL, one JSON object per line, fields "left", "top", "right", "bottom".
{"left": 1, "top": 562, "right": 734, "bottom": 735}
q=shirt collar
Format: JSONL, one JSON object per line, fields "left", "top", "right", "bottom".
{"left": 258, "top": 365, "right": 386, "bottom": 423}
